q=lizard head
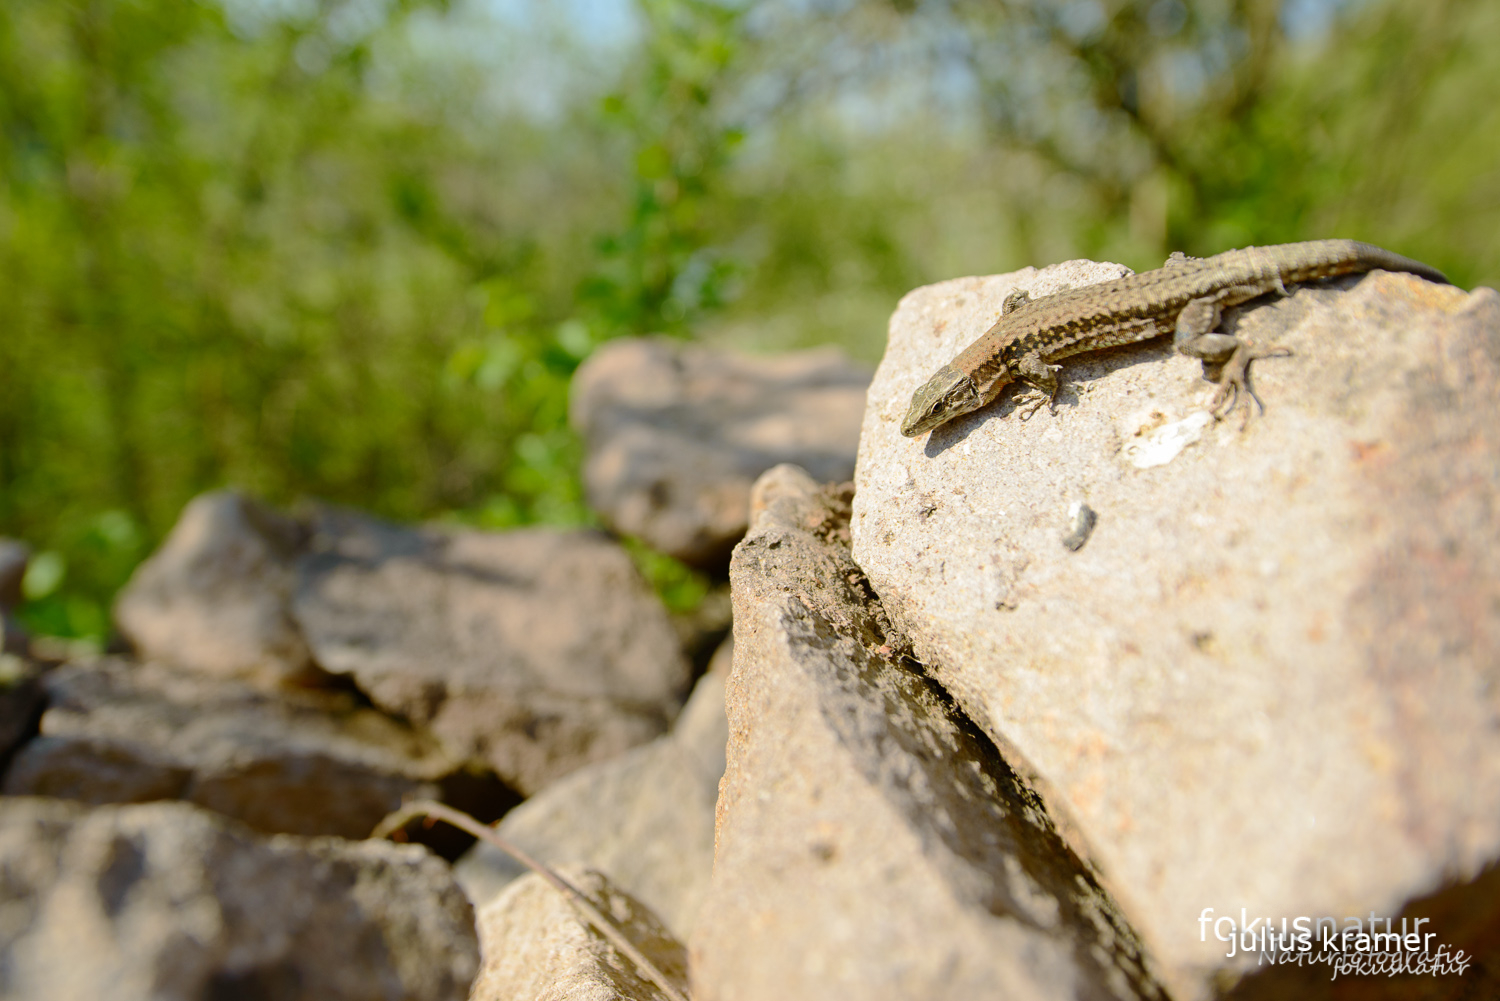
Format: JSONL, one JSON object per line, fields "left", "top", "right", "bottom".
{"left": 900, "top": 364, "right": 987, "bottom": 437}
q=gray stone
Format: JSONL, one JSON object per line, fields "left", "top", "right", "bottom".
{"left": 0, "top": 655, "right": 44, "bottom": 776}
{"left": 469, "top": 866, "right": 688, "bottom": 1001}
{"left": 0, "top": 797, "right": 478, "bottom": 1001}
{"left": 112, "top": 492, "right": 690, "bottom": 797}
{"left": 852, "top": 264, "right": 1500, "bottom": 997}
{"left": 293, "top": 508, "right": 690, "bottom": 795}
{"left": 1, "top": 614, "right": 29, "bottom": 657}
{"left": 0, "top": 540, "right": 33, "bottom": 658}
{"left": 0, "top": 539, "right": 28, "bottom": 609}
{"left": 3, "top": 657, "right": 452, "bottom": 839}
{"left": 691, "top": 464, "right": 1164, "bottom": 1001}
{"left": 114, "top": 491, "right": 318, "bottom": 687}
{"left": 455, "top": 643, "right": 729, "bottom": 938}
{"left": 570, "top": 337, "right": 871, "bottom": 571}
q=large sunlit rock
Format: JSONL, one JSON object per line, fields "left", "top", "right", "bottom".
{"left": 852, "top": 262, "right": 1500, "bottom": 997}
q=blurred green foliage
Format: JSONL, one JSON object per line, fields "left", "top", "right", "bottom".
{"left": 619, "top": 535, "right": 712, "bottom": 615}
{"left": 1, "top": 0, "right": 1496, "bottom": 638}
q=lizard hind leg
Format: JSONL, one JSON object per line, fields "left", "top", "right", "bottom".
{"left": 1211, "top": 341, "right": 1294, "bottom": 426}
{"left": 1172, "top": 293, "right": 1291, "bottom": 425}
{"left": 1172, "top": 297, "right": 1231, "bottom": 360}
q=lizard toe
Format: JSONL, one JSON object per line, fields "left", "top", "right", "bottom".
{"left": 1211, "top": 342, "right": 1291, "bottom": 426}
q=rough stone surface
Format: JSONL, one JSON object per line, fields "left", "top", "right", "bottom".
{"left": 570, "top": 337, "right": 871, "bottom": 571}
{"left": 293, "top": 508, "right": 690, "bottom": 795}
{"left": 0, "top": 797, "right": 478, "bottom": 1000}
{"left": 0, "top": 539, "right": 28, "bottom": 610}
{"left": 691, "top": 464, "right": 1164, "bottom": 1001}
{"left": 115, "top": 491, "right": 319, "bottom": 687}
{"left": 455, "top": 642, "right": 729, "bottom": 938}
{"left": 3, "top": 657, "right": 452, "bottom": 839}
{"left": 852, "top": 263, "right": 1500, "bottom": 997}
{"left": 469, "top": 866, "right": 688, "bottom": 1001}
{"left": 112, "top": 492, "right": 689, "bottom": 796}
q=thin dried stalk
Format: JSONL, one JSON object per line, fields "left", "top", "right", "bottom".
{"left": 373, "top": 800, "right": 690, "bottom": 1001}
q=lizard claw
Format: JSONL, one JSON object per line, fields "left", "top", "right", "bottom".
{"left": 1014, "top": 362, "right": 1063, "bottom": 421}
{"left": 1015, "top": 380, "right": 1061, "bottom": 421}
{"left": 1211, "top": 342, "right": 1293, "bottom": 427}
{"left": 1017, "top": 394, "right": 1051, "bottom": 421}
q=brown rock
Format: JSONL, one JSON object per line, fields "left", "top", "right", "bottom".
{"left": 691, "top": 464, "right": 1164, "bottom": 1001}
{"left": 455, "top": 642, "right": 729, "bottom": 938}
{"left": 114, "top": 491, "right": 318, "bottom": 687}
{"left": 570, "top": 337, "right": 871, "bottom": 571}
{"left": 0, "top": 655, "right": 45, "bottom": 775}
{"left": 853, "top": 263, "right": 1500, "bottom": 997}
{"left": 0, "top": 797, "right": 478, "bottom": 1001}
{"left": 469, "top": 866, "right": 688, "bottom": 1001}
{"left": 293, "top": 508, "right": 690, "bottom": 795}
{"left": 3, "top": 657, "right": 452, "bottom": 839}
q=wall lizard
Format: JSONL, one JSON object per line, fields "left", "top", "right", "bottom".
{"left": 900, "top": 239, "right": 1448, "bottom": 437}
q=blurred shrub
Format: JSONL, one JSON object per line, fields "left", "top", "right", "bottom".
{"left": 1, "top": 0, "right": 1494, "bottom": 638}
{"left": 0, "top": 0, "right": 746, "bottom": 636}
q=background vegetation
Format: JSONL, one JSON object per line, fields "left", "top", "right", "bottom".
{"left": 2, "top": 0, "right": 1496, "bottom": 639}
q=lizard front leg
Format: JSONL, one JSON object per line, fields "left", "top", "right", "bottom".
{"left": 1002, "top": 288, "right": 1032, "bottom": 315}
{"left": 1001, "top": 282, "right": 1073, "bottom": 316}
{"left": 1012, "top": 351, "right": 1063, "bottom": 420}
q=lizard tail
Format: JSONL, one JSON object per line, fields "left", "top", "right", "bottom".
{"left": 1269, "top": 239, "right": 1449, "bottom": 286}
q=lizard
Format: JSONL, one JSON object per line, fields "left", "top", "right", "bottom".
{"left": 899, "top": 239, "right": 1449, "bottom": 438}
